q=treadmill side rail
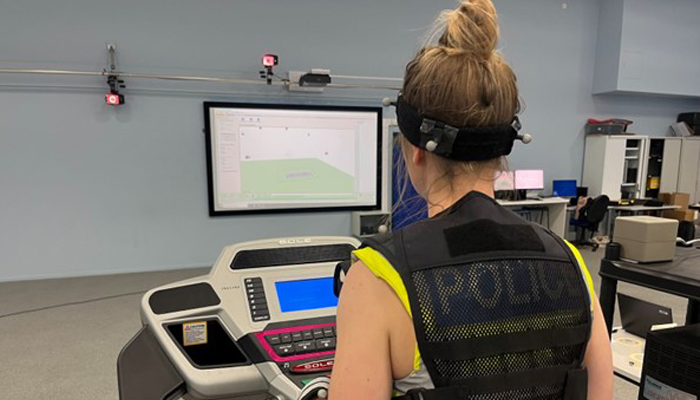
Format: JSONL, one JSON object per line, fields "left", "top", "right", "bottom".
{"left": 118, "top": 326, "right": 186, "bottom": 400}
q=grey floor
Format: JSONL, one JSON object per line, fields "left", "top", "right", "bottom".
{"left": 0, "top": 248, "right": 690, "bottom": 400}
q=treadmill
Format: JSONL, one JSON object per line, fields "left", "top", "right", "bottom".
{"left": 117, "top": 236, "right": 360, "bottom": 400}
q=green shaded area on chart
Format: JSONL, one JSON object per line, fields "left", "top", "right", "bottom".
{"left": 240, "top": 158, "right": 356, "bottom": 200}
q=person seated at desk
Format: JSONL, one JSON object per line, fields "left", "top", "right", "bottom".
{"left": 570, "top": 195, "right": 610, "bottom": 250}
{"left": 304, "top": 2, "right": 614, "bottom": 400}
{"left": 574, "top": 196, "right": 592, "bottom": 220}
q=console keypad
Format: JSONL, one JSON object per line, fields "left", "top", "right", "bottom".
{"left": 265, "top": 325, "right": 336, "bottom": 357}
{"left": 245, "top": 277, "right": 270, "bottom": 322}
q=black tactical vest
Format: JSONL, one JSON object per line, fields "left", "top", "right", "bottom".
{"left": 349, "top": 192, "right": 592, "bottom": 400}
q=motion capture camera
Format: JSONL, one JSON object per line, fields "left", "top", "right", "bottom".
{"left": 260, "top": 54, "right": 279, "bottom": 85}
{"left": 105, "top": 93, "right": 124, "bottom": 106}
{"left": 105, "top": 75, "right": 125, "bottom": 106}
{"left": 262, "top": 54, "right": 278, "bottom": 68}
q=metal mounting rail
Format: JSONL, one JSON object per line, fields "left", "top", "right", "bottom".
{"left": 0, "top": 68, "right": 401, "bottom": 91}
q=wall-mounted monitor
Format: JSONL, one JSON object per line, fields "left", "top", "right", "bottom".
{"left": 204, "top": 102, "right": 382, "bottom": 215}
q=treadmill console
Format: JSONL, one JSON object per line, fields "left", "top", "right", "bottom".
{"left": 118, "top": 236, "right": 360, "bottom": 400}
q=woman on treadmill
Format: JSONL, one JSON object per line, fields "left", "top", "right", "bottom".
{"left": 327, "top": 1, "right": 613, "bottom": 399}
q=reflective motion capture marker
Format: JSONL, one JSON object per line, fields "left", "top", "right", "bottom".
{"left": 518, "top": 132, "right": 533, "bottom": 144}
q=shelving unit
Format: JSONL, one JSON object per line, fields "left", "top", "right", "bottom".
{"left": 583, "top": 136, "right": 682, "bottom": 200}
{"left": 643, "top": 138, "right": 681, "bottom": 199}
{"left": 621, "top": 138, "right": 644, "bottom": 199}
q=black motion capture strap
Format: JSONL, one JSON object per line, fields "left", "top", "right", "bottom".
{"left": 395, "top": 95, "right": 522, "bottom": 161}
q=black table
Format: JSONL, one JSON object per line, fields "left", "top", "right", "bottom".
{"left": 599, "top": 247, "right": 700, "bottom": 337}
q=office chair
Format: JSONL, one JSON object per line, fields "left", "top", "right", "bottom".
{"left": 570, "top": 195, "right": 610, "bottom": 251}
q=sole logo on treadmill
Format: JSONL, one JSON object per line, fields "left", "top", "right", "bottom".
{"left": 291, "top": 359, "right": 334, "bottom": 373}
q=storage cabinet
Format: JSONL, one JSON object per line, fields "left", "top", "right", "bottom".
{"left": 678, "top": 137, "right": 700, "bottom": 204}
{"left": 583, "top": 136, "right": 682, "bottom": 200}
{"left": 583, "top": 135, "right": 648, "bottom": 199}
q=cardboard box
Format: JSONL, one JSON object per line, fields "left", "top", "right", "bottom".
{"left": 615, "top": 216, "right": 678, "bottom": 263}
{"left": 662, "top": 209, "right": 696, "bottom": 222}
{"left": 659, "top": 192, "right": 690, "bottom": 209}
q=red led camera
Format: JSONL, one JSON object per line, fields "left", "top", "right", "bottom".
{"left": 105, "top": 93, "right": 124, "bottom": 106}
{"left": 262, "top": 54, "right": 278, "bottom": 68}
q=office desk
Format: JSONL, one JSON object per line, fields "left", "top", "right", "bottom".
{"left": 605, "top": 204, "right": 681, "bottom": 238}
{"left": 599, "top": 247, "right": 700, "bottom": 338}
{"left": 498, "top": 197, "right": 569, "bottom": 237}
{"left": 608, "top": 204, "right": 681, "bottom": 213}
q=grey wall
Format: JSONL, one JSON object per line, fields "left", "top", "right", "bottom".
{"left": 618, "top": 0, "right": 700, "bottom": 96}
{"left": 592, "top": 0, "right": 624, "bottom": 94}
{"left": 593, "top": 0, "right": 700, "bottom": 96}
{"left": 2, "top": 0, "right": 700, "bottom": 281}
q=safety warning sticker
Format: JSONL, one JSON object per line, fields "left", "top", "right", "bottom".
{"left": 183, "top": 321, "right": 208, "bottom": 346}
{"left": 643, "top": 376, "right": 696, "bottom": 400}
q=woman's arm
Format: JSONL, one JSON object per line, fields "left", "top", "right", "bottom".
{"left": 583, "top": 296, "right": 614, "bottom": 400}
{"left": 328, "top": 262, "right": 395, "bottom": 400}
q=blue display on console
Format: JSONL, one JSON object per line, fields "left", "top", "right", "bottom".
{"left": 275, "top": 277, "right": 338, "bottom": 313}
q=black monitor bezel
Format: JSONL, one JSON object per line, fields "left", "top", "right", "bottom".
{"left": 203, "top": 101, "right": 383, "bottom": 216}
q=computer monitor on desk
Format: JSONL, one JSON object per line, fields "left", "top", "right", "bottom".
{"left": 515, "top": 170, "right": 544, "bottom": 199}
{"left": 515, "top": 170, "right": 544, "bottom": 190}
{"left": 552, "top": 180, "right": 577, "bottom": 198}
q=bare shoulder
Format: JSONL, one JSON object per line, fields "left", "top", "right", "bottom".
{"left": 336, "top": 259, "right": 416, "bottom": 381}
{"left": 337, "top": 261, "right": 394, "bottom": 320}
{"left": 329, "top": 261, "right": 396, "bottom": 400}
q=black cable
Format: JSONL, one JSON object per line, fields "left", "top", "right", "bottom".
{"left": 0, "top": 290, "right": 146, "bottom": 320}
{"left": 272, "top": 72, "right": 290, "bottom": 83}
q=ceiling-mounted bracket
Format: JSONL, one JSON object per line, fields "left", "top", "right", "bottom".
{"left": 106, "top": 42, "right": 118, "bottom": 73}
{"left": 104, "top": 42, "right": 126, "bottom": 105}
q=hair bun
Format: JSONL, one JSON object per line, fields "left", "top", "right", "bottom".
{"left": 438, "top": 0, "right": 499, "bottom": 59}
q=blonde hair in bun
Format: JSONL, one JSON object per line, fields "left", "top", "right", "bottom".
{"left": 403, "top": 0, "right": 520, "bottom": 128}
{"left": 438, "top": 0, "right": 499, "bottom": 59}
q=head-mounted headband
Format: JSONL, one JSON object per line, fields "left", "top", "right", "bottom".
{"left": 392, "top": 95, "right": 528, "bottom": 161}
